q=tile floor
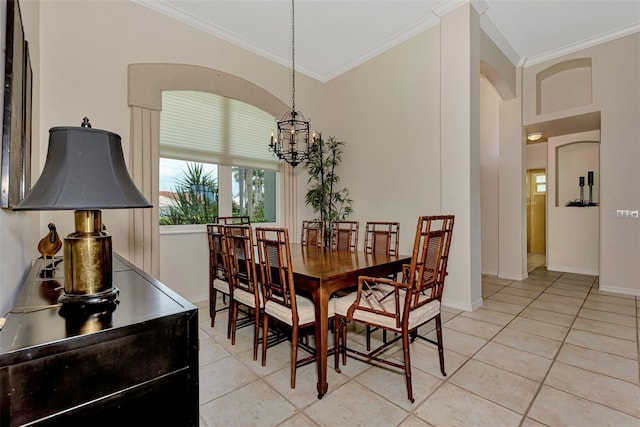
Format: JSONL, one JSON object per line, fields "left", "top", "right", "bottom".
{"left": 196, "top": 267, "right": 640, "bottom": 427}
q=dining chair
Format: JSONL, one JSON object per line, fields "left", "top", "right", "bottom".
{"left": 207, "top": 224, "right": 232, "bottom": 338}
{"left": 329, "top": 220, "right": 359, "bottom": 252}
{"left": 333, "top": 215, "right": 454, "bottom": 403}
{"left": 363, "top": 221, "right": 400, "bottom": 350}
{"left": 256, "top": 227, "right": 333, "bottom": 388}
{"left": 224, "top": 224, "right": 262, "bottom": 360}
{"left": 301, "top": 220, "right": 325, "bottom": 247}
{"left": 217, "top": 216, "right": 251, "bottom": 225}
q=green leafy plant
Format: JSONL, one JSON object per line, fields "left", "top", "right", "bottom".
{"left": 304, "top": 135, "right": 353, "bottom": 245}
{"left": 160, "top": 162, "right": 218, "bottom": 225}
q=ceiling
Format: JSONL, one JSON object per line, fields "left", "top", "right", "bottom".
{"left": 134, "top": 0, "right": 640, "bottom": 82}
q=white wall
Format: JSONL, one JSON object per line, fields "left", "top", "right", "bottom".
{"left": 526, "top": 142, "right": 547, "bottom": 170}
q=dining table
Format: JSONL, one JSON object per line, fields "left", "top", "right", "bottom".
{"left": 288, "top": 243, "right": 411, "bottom": 399}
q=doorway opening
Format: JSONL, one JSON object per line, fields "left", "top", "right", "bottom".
{"left": 527, "top": 169, "right": 546, "bottom": 271}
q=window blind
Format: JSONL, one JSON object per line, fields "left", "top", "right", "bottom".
{"left": 160, "top": 90, "right": 280, "bottom": 171}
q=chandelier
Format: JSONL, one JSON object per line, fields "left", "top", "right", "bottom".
{"left": 269, "top": 0, "right": 313, "bottom": 167}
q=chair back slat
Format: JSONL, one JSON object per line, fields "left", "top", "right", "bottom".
{"left": 330, "top": 220, "right": 359, "bottom": 252}
{"left": 364, "top": 221, "right": 400, "bottom": 256}
{"left": 217, "top": 216, "right": 251, "bottom": 225}
{"left": 207, "top": 224, "right": 229, "bottom": 282}
{"left": 404, "top": 215, "right": 455, "bottom": 309}
{"left": 256, "top": 227, "right": 298, "bottom": 322}
{"left": 301, "top": 220, "right": 325, "bottom": 247}
{"left": 224, "top": 225, "right": 259, "bottom": 297}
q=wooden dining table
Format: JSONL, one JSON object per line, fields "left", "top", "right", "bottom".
{"left": 288, "top": 243, "right": 410, "bottom": 399}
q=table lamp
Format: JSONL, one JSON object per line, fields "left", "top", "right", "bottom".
{"left": 14, "top": 118, "right": 152, "bottom": 311}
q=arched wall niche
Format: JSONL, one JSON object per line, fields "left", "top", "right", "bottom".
{"left": 536, "top": 58, "right": 592, "bottom": 116}
{"left": 127, "top": 63, "right": 291, "bottom": 276}
{"left": 555, "top": 140, "right": 600, "bottom": 207}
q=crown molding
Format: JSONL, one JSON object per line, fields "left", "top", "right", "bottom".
{"left": 524, "top": 23, "right": 640, "bottom": 67}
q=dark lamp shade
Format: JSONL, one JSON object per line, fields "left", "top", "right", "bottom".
{"left": 14, "top": 126, "right": 152, "bottom": 210}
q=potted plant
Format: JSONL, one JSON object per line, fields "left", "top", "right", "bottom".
{"left": 304, "top": 134, "right": 353, "bottom": 246}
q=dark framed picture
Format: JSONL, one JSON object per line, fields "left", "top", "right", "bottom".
{"left": 1, "top": 0, "right": 31, "bottom": 209}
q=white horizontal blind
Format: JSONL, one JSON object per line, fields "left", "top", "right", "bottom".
{"left": 160, "top": 90, "right": 280, "bottom": 171}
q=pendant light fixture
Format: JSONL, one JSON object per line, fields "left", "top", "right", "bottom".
{"left": 268, "top": 0, "right": 313, "bottom": 167}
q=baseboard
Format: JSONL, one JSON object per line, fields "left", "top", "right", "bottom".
{"left": 482, "top": 269, "right": 498, "bottom": 276}
{"left": 442, "top": 296, "right": 484, "bottom": 312}
{"left": 545, "top": 265, "right": 598, "bottom": 276}
{"left": 498, "top": 271, "right": 527, "bottom": 281}
{"left": 598, "top": 284, "right": 640, "bottom": 297}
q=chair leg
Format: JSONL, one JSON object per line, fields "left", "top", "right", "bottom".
{"left": 209, "top": 285, "right": 216, "bottom": 327}
{"left": 402, "top": 330, "right": 414, "bottom": 403}
{"left": 231, "top": 299, "right": 238, "bottom": 345}
{"left": 366, "top": 325, "right": 371, "bottom": 351}
{"left": 226, "top": 298, "right": 233, "bottom": 339}
{"left": 341, "top": 318, "right": 348, "bottom": 366}
{"left": 261, "top": 314, "right": 269, "bottom": 367}
{"left": 333, "top": 316, "right": 341, "bottom": 372}
{"left": 291, "top": 325, "right": 298, "bottom": 389}
{"left": 253, "top": 307, "right": 260, "bottom": 361}
{"left": 435, "top": 314, "right": 446, "bottom": 376}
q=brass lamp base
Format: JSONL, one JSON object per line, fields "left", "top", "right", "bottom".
{"left": 60, "top": 210, "right": 119, "bottom": 312}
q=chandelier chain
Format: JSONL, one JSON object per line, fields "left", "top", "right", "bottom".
{"left": 291, "top": 0, "right": 296, "bottom": 112}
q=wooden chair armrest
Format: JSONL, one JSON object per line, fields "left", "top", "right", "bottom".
{"left": 346, "top": 276, "right": 409, "bottom": 322}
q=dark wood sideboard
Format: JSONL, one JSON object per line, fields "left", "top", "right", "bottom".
{"left": 0, "top": 254, "right": 199, "bottom": 426}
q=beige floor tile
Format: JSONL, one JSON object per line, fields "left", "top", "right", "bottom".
{"left": 449, "top": 359, "right": 539, "bottom": 414}
{"left": 527, "top": 270, "right": 561, "bottom": 280}
{"left": 198, "top": 356, "right": 259, "bottom": 405}
{"left": 415, "top": 383, "right": 522, "bottom": 427}
{"left": 199, "top": 335, "right": 232, "bottom": 366}
{"left": 431, "top": 327, "right": 487, "bottom": 357}
{"left": 528, "top": 299, "right": 581, "bottom": 316}
{"left": 234, "top": 339, "right": 292, "bottom": 376}
{"left": 443, "top": 316, "right": 504, "bottom": 340}
{"left": 515, "top": 279, "right": 552, "bottom": 290}
{"left": 556, "top": 343, "right": 639, "bottom": 385}
{"left": 277, "top": 413, "right": 320, "bottom": 427}
{"left": 544, "top": 362, "right": 640, "bottom": 417}
{"left": 393, "top": 341, "right": 468, "bottom": 380}
{"left": 565, "top": 329, "right": 638, "bottom": 360}
{"left": 305, "top": 381, "right": 409, "bottom": 427}
{"left": 543, "top": 285, "right": 589, "bottom": 299}
{"left": 354, "top": 362, "right": 443, "bottom": 410}
{"left": 398, "top": 415, "right": 433, "bottom": 427}
{"left": 529, "top": 385, "right": 640, "bottom": 427}
{"left": 572, "top": 316, "right": 637, "bottom": 341}
{"left": 473, "top": 341, "right": 552, "bottom": 382}
{"left": 493, "top": 328, "right": 562, "bottom": 359}
{"left": 535, "top": 292, "right": 584, "bottom": 306}
{"left": 199, "top": 380, "right": 296, "bottom": 426}
{"left": 520, "top": 417, "right": 548, "bottom": 427}
{"left": 587, "top": 292, "right": 638, "bottom": 307}
{"left": 482, "top": 276, "right": 514, "bottom": 286}
{"left": 460, "top": 307, "right": 516, "bottom": 326}
{"left": 263, "top": 360, "right": 351, "bottom": 409}
{"left": 579, "top": 307, "right": 637, "bottom": 327}
{"left": 518, "top": 307, "right": 575, "bottom": 327}
{"left": 499, "top": 287, "right": 542, "bottom": 299}
{"left": 583, "top": 300, "right": 637, "bottom": 316}
{"left": 488, "top": 292, "right": 534, "bottom": 306}
{"left": 481, "top": 299, "right": 526, "bottom": 315}
{"left": 554, "top": 277, "right": 595, "bottom": 288}
{"left": 507, "top": 317, "right": 569, "bottom": 341}
{"left": 482, "top": 284, "right": 502, "bottom": 298}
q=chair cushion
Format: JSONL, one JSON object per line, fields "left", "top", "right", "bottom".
{"left": 265, "top": 295, "right": 334, "bottom": 326}
{"left": 213, "top": 278, "right": 230, "bottom": 294}
{"left": 333, "top": 291, "right": 440, "bottom": 331}
{"left": 233, "top": 287, "right": 263, "bottom": 308}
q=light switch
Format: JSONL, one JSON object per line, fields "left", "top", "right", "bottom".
{"left": 616, "top": 209, "right": 639, "bottom": 219}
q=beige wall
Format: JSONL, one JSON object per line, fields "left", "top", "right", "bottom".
{"left": 523, "top": 33, "right": 640, "bottom": 295}
{"left": 480, "top": 77, "right": 500, "bottom": 275}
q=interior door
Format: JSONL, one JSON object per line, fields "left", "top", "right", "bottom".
{"left": 527, "top": 169, "right": 546, "bottom": 254}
